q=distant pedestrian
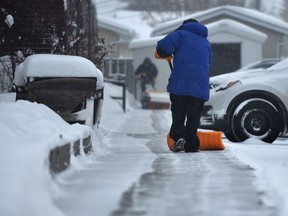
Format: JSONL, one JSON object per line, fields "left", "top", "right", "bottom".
{"left": 135, "top": 57, "right": 158, "bottom": 92}
{"left": 155, "top": 18, "right": 212, "bottom": 152}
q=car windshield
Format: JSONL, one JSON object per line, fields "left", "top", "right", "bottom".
{"left": 236, "top": 59, "right": 280, "bottom": 72}
{"left": 267, "top": 57, "right": 288, "bottom": 70}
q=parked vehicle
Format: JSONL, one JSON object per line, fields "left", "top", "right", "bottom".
{"left": 209, "top": 58, "right": 280, "bottom": 88}
{"left": 236, "top": 58, "right": 280, "bottom": 72}
{"left": 200, "top": 58, "right": 288, "bottom": 143}
{"left": 14, "top": 54, "right": 104, "bottom": 126}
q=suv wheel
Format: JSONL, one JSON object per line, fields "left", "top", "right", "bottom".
{"left": 224, "top": 130, "right": 239, "bottom": 142}
{"left": 231, "top": 99, "right": 281, "bottom": 143}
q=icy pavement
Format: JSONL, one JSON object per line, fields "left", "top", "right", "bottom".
{"left": 54, "top": 109, "right": 277, "bottom": 216}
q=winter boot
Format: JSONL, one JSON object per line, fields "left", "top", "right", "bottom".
{"left": 184, "top": 142, "right": 200, "bottom": 153}
{"left": 171, "top": 138, "right": 186, "bottom": 152}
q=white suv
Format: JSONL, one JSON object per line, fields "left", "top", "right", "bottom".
{"left": 200, "top": 58, "right": 288, "bottom": 143}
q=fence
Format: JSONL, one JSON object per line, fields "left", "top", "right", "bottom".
{"left": 103, "top": 57, "right": 135, "bottom": 91}
{"left": 104, "top": 78, "right": 126, "bottom": 112}
{"left": 102, "top": 57, "right": 141, "bottom": 109}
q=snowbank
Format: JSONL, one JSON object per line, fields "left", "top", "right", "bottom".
{"left": 0, "top": 98, "right": 91, "bottom": 216}
{"left": 0, "top": 81, "right": 140, "bottom": 216}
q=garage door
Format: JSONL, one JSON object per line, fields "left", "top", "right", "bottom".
{"left": 210, "top": 43, "right": 241, "bottom": 77}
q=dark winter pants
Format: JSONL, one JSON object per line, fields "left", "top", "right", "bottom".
{"left": 169, "top": 93, "right": 205, "bottom": 152}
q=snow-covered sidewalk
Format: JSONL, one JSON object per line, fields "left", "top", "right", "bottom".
{"left": 1, "top": 83, "right": 288, "bottom": 216}
{"left": 54, "top": 109, "right": 157, "bottom": 216}
{"left": 54, "top": 103, "right": 285, "bottom": 216}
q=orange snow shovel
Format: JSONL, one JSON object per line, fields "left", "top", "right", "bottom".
{"left": 167, "top": 131, "right": 225, "bottom": 151}
{"left": 154, "top": 51, "right": 225, "bottom": 151}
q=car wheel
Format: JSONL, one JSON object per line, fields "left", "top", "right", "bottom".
{"left": 224, "top": 130, "right": 239, "bottom": 142}
{"left": 231, "top": 99, "right": 281, "bottom": 143}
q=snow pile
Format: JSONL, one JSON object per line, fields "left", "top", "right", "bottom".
{"left": 0, "top": 98, "right": 91, "bottom": 216}
{"left": 145, "top": 90, "right": 170, "bottom": 103}
{"left": 15, "top": 54, "right": 104, "bottom": 87}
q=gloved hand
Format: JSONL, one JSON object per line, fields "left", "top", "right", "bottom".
{"left": 154, "top": 51, "right": 173, "bottom": 61}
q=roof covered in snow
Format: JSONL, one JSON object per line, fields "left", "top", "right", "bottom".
{"left": 98, "top": 16, "right": 136, "bottom": 40}
{"left": 130, "top": 19, "right": 268, "bottom": 49}
{"left": 151, "top": 5, "right": 288, "bottom": 36}
{"left": 207, "top": 19, "right": 267, "bottom": 43}
{"left": 129, "top": 36, "right": 163, "bottom": 49}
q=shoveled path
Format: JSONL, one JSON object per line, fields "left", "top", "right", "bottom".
{"left": 55, "top": 109, "right": 277, "bottom": 216}
{"left": 110, "top": 110, "right": 277, "bottom": 216}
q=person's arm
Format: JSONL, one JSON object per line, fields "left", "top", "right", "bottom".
{"left": 156, "top": 46, "right": 171, "bottom": 58}
{"left": 156, "top": 31, "right": 181, "bottom": 57}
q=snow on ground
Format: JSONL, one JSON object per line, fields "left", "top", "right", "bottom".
{"left": 226, "top": 139, "right": 288, "bottom": 215}
{"left": 225, "top": 138, "right": 288, "bottom": 216}
{"left": 0, "top": 83, "right": 288, "bottom": 216}
{"left": 0, "top": 94, "right": 91, "bottom": 216}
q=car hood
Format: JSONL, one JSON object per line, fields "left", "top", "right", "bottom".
{"left": 210, "top": 68, "right": 267, "bottom": 90}
{"left": 210, "top": 57, "right": 288, "bottom": 89}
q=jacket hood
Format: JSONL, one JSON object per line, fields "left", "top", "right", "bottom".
{"left": 178, "top": 22, "right": 208, "bottom": 38}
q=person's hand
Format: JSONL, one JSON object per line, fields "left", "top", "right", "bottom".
{"left": 154, "top": 51, "right": 173, "bottom": 61}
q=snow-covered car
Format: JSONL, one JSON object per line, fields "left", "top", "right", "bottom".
{"left": 209, "top": 58, "right": 280, "bottom": 88}
{"left": 200, "top": 57, "right": 288, "bottom": 143}
{"left": 14, "top": 54, "right": 104, "bottom": 126}
{"left": 236, "top": 58, "right": 280, "bottom": 72}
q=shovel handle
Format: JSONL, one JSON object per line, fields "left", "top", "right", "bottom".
{"left": 154, "top": 51, "right": 173, "bottom": 71}
{"left": 167, "top": 59, "right": 173, "bottom": 71}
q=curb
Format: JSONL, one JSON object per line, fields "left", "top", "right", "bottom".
{"left": 49, "top": 135, "right": 92, "bottom": 174}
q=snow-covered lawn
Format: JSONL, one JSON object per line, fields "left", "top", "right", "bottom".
{"left": 0, "top": 83, "right": 288, "bottom": 216}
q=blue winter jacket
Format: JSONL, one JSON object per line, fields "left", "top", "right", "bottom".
{"left": 156, "top": 22, "right": 212, "bottom": 101}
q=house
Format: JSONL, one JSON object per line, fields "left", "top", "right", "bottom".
{"left": 99, "top": 5, "right": 288, "bottom": 92}
{"left": 97, "top": 16, "right": 136, "bottom": 93}
{"left": 97, "top": 16, "right": 136, "bottom": 59}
